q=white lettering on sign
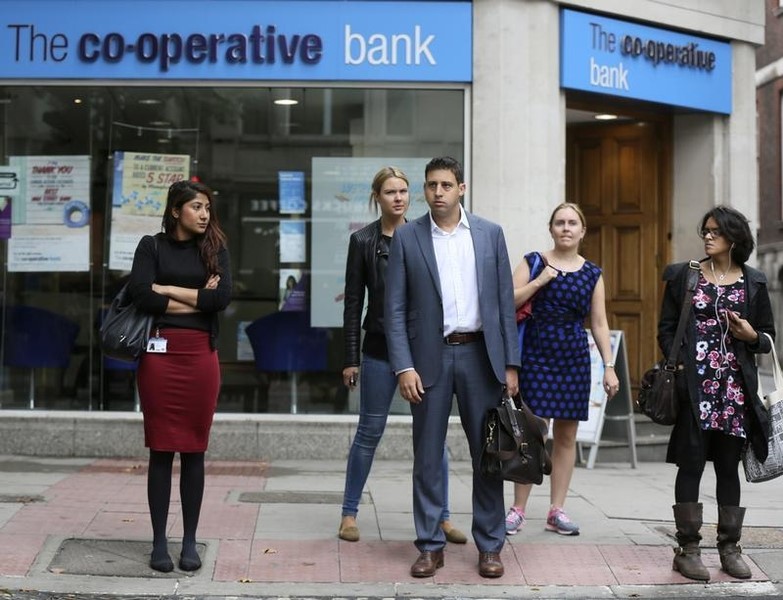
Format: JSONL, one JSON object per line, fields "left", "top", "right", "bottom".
{"left": 344, "top": 25, "right": 435, "bottom": 66}
{"left": 589, "top": 57, "right": 628, "bottom": 91}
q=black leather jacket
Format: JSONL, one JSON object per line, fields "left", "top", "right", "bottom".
{"left": 343, "top": 219, "right": 391, "bottom": 367}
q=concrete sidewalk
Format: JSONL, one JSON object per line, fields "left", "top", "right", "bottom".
{"left": 0, "top": 455, "right": 782, "bottom": 599}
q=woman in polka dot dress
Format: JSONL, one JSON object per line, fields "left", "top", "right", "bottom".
{"left": 504, "top": 203, "right": 617, "bottom": 537}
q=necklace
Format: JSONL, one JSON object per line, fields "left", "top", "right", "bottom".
{"left": 710, "top": 259, "right": 731, "bottom": 284}
{"left": 548, "top": 254, "right": 580, "bottom": 276}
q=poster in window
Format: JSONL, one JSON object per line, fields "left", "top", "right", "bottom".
{"left": 7, "top": 155, "right": 91, "bottom": 272}
{"left": 236, "top": 320, "right": 254, "bottom": 361}
{"left": 108, "top": 151, "right": 190, "bottom": 271}
{"left": 279, "top": 268, "right": 305, "bottom": 311}
{"left": 311, "top": 157, "right": 430, "bottom": 327}
{"left": 279, "top": 220, "right": 306, "bottom": 263}
{"left": 0, "top": 166, "right": 19, "bottom": 240}
{"left": 279, "top": 171, "right": 306, "bottom": 215}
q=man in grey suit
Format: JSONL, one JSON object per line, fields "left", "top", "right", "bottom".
{"left": 385, "top": 156, "right": 520, "bottom": 578}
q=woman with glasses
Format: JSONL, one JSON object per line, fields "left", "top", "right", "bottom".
{"left": 659, "top": 205, "right": 773, "bottom": 581}
{"left": 338, "top": 166, "right": 465, "bottom": 545}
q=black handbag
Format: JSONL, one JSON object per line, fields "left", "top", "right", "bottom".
{"left": 99, "top": 283, "right": 154, "bottom": 362}
{"left": 480, "top": 393, "right": 552, "bottom": 485}
{"left": 100, "top": 236, "right": 157, "bottom": 362}
{"left": 637, "top": 260, "right": 700, "bottom": 425}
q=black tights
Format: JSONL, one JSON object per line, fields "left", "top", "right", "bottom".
{"left": 148, "top": 450, "right": 205, "bottom": 561}
{"left": 674, "top": 430, "right": 744, "bottom": 506}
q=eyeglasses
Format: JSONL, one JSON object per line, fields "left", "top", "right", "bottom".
{"left": 699, "top": 227, "right": 723, "bottom": 239}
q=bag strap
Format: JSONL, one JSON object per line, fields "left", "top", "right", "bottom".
{"left": 531, "top": 252, "right": 545, "bottom": 278}
{"left": 663, "top": 260, "right": 700, "bottom": 370}
{"left": 502, "top": 396, "right": 524, "bottom": 445}
{"left": 759, "top": 332, "right": 783, "bottom": 408}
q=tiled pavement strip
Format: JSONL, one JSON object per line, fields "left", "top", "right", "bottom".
{"left": 0, "top": 456, "right": 782, "bottom": 599}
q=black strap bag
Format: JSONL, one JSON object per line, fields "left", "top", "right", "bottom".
{"left": 480, "top": 393, "right": 552, "bottom": 485}
{"left": 637, "top": 260, "right": 700, "bottom": 425}
{"left": 99, "top": 237, "right": 157, "bottom": 362}
{"left": 99, "top": 283, "right": 154, "bottom": 362}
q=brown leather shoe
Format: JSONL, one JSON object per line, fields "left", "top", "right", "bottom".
{"left": 410, "top": 550, "right": 444, "bottom": 577}
{"left": 478, "top": 551, "right": 504, "bottom": 578}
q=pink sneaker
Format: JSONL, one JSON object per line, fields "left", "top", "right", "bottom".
{"left": 546, "top": 507, "right": 580, "bottom": 536}
{"left": 505, "top": 506, "right": 526, "bottom": 535}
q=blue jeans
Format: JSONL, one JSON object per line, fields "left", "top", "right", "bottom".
{"left": 342, "top": 354, "right": 452, "bottom": 520}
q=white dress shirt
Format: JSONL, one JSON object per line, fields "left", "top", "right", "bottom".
{"left": 430, "top": 207, "right": 482, "bottom": 336}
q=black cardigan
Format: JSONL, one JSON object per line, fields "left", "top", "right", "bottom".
{"left": 658, "top": 259, "right": 774, "bottom": 467}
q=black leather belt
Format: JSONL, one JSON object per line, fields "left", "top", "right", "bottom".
{"left": 444, "top": 331, "right": 483, "bottom": 345}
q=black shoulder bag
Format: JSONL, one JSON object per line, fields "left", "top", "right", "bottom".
{"left": 480, "top": 393, "right": 552, "bottom": 485}
{"left": 637, "top": 260, "right": 700, "bottom": 425}
{"left": 100, "top": 237, "right": 157, "bottom": 362}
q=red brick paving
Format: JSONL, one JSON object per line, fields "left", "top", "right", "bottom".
{"left": 0, "top": 458, "right": 770, "bottom": 587}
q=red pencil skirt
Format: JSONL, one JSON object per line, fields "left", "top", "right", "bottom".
{"left": 137, "top": 328, "right": 220, "bottom": 452}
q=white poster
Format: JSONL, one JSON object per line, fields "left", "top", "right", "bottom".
{"left": 576, "top": 329, "right": 622, "bottom": 444}
{"left": 108, "top": 151, "right": 190, "bottom": 271}
{"left": 310, "top": 157, "right": 430, "bottom": 327}
{"left": 279, "top": 220, "right": 306, "bottom": 263}
{"left": 7, "top": 155, "right": 91, "bottom": 272}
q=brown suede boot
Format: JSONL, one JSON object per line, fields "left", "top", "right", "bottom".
{"left": 717, "top": 505, "right": 752, "bottom": 579}
{"left": 672, "top": 502, "right": 710, "bottom": 582}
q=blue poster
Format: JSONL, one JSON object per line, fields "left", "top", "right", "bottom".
{"left": 279, "top": 171, "right": 306, "bottom": 215}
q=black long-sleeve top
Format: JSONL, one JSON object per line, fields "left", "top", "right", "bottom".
{"left": 128, "top": 233, "right": 232, "bottom": 349}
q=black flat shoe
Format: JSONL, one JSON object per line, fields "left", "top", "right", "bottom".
{"left": 150, "top": 552, "right": 174, "bottom": 573}
{"left": 179, "top": 553, "right": 202, "bottom": 571}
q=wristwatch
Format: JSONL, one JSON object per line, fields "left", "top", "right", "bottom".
{"left": 604, "top": 362, "right": 615, "bottom": 369}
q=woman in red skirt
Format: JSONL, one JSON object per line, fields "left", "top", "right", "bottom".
{"left": 129, "top": 180, "right": 231, "bottom": 572}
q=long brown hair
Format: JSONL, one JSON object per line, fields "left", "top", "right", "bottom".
{"left": 162, "top": 180, "right": 227, "bottom": 274}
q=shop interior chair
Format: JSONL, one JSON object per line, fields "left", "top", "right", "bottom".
{"left": 3, "top": 305, "right": 80, "bottom": 409}
{"left": 102, "top": 356, "right": 140, "bottom": 412}
{"left": 245, "top": 310, "right": 328, "bottom": 414}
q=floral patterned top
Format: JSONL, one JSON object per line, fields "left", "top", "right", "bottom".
{"left": 692, "top": 273, "right": 747, "bottom": 438}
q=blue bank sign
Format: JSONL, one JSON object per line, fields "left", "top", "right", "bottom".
{"left": 0, "top": 1, "right": 471, "bottom": 82}
{"left": 560, "top": 9, "right": 731, "bottom": 114}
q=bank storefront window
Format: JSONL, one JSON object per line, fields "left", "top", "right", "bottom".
{"left": 0, "top": 85, "right": 464, "bottom": 413}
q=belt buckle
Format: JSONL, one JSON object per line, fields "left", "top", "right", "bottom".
{"left": 445, "top": 335, "right": 461, "bottom": 346}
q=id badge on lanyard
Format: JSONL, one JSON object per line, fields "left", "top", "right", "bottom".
{"left": 147, "top": 328, "right": 168, "bottom": 353}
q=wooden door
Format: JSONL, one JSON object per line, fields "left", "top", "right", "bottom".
{"left": 566, "top": 120, "right": 671, "bottom": 390}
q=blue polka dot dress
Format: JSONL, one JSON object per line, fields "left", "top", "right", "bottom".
{"left": 519, "top": 252, "right": 602, "bottom": 421}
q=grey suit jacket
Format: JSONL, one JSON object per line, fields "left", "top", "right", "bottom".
{"left": 384, "top": 211, "right": 520, "bottom": 387}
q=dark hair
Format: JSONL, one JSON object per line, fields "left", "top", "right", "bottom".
{"left": 162, "top": 180, "right": 227, "bottom": 274}
{"left": 425, "top": 156, "right": 463, "bottom": 184}
{"left": 698, "top": 205, "right": 755, "bottom": 264}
